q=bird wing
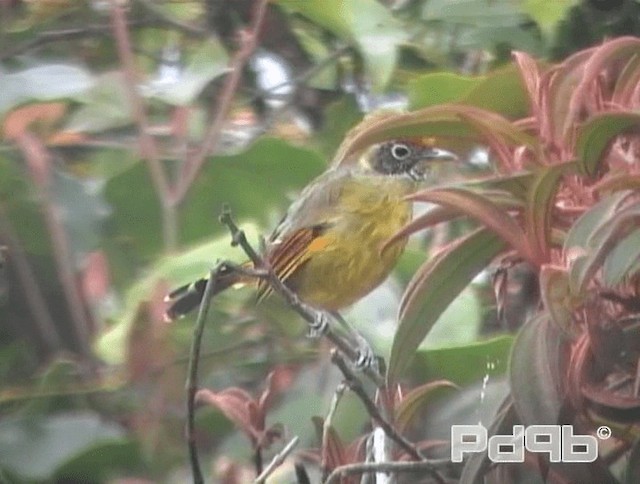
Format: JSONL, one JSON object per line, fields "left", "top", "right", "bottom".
{"left": 258, "top": 169, "right": 349, "bottom": 300}
{"left": 258, "top": 223, "right": 333, "bottom": 301}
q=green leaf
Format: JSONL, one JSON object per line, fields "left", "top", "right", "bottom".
{"left": 523, "top": 0, "right": 577, "bottom": 37}
{"left": 141, "top": 38, "right": 229, "bottom": 105}
{"left": 509, "top": 314, "right": 564, "bottom": 426}
{"left": 387, "top": 229, "right": 506, "bottom": 384}
{"left": 65, "top": 72, "right": 131, "bottom": 133}
{"left": 575, "top": 111, "right": 640, "bottom": 177}
{"left": 52, "top": 170, "right": 110, "bottom": 256}
{"left": 0, "top": 412, "right": 129, "bottom": 481}
{"left": 602, "top": 228, "right": 640, "bottom": 287}
{"left": 526, "top": 162, "right": 575, "bottom": 262}
{"left": 95, "top": 226, "right": 260, "bottom": 364}
{"left": 408, "top": 72, "right": 480, "bottom": 109}
{"left": 0, "top": 64, "right": 94, "bottom": 115}
{"left": 180, "top": 138, "right": 325, "bottom": 244}
{"left": 462, "top": 64, "right": 531, "bottom": 119}
{"left": 105, "top": 137, "right": 325, "bottom": 261}
{"left": 423, "top": 0, "right": 525, "bottom": 26}
{"left": 408, "top": 66, "right": 530, "bottom": 118}
{"left": 569, "top": 202, "right": 640, "bottom": 295}
{"left": 564, "top": 190, "right": 630, "bottom": 255}
{"left": 421, "top": 287, "right": 482, "bottom": 348}
{"left": 278, "top": 0, "right": 407, "bottom": 90}
{"left": 412, "top": 335, "right": 514, "bottom": 388}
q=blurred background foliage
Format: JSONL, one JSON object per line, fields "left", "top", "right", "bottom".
{"left": 1, "top": 0, "right": 640, "bottom": 482}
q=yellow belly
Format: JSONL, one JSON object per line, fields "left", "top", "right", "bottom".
{"left": 289, "top": 179, "right": 413, "bottom": 310}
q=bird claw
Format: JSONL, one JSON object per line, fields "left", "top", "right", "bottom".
{"left": 307, "top": 313, "right": 328, "bottom": 338}
{"left": 354, "top": 339, "right": 378, "bottom": 372}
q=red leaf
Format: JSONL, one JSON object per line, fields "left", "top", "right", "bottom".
{"left": 512, "top": 51, "right": 542, "bottom": 118}
{"left": 408, "top": 187, "right": 534, "bottom": 264}
{"left": 196, "top": 387, "right": 260, "bottom": 442}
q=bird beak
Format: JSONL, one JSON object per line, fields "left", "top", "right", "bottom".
{"left": 421, "top": 147, "right": 458, "bottom": 162}
{"left": 409, "top": 147, "right": 458, "bottom": 181}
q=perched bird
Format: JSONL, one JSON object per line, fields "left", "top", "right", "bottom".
{"left": 165, "top": 139, "right": 456, "bottom": 321}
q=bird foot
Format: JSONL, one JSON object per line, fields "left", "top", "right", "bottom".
{"left": 353, "top": 336, "right": 378, "bottom": 372}
{"left": 307, "top": 312, "right": 329, "bottom": 338}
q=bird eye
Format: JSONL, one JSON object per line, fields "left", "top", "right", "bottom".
{"left": 391, "top": 143, "right": 411, "bottom": 160}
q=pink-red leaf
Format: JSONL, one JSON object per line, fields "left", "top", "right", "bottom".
{"left": 395, "top": 380, "right": 459, "bottom": 434}
{"left": 512, "top": 51, "right": 542, "bottom": 118}
{"left": 525, "top": 162, "right": 576, "bottom": 263}
{"left": 409, "top": 187, "right": 533, "bottom": 264}
{"left": 612, "top": 53, "right": 640, "bottom": 106}
{"left": 332, "top": 104, "right": 537, "bottom": 168}
{"left": 539, "top": 264, "right": 576, "bottom": 336}
{"left": 575, "top": 111, "right": 640, "bottom": 177}
{"left": 387, "top": 229, "right": 506, "bottom": 384}
{"left": 196, "top": 387, "right": 259, "bottom": 441}
{"left": 564, "top": 36, "right": 640, "bottom": 139}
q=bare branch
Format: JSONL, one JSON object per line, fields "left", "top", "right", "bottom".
{"left": 254, "top": 436, "right": 300, "bottom": 484}
{"left": 324, "top": 459, "right": 452, "bottom": 484}
{"left": 172, "top": 0, "right": 270, "bottom": 204}
{"left": 109, "top": 0, "right": 176, "bottom": 248}
{"left": 331, "top": 351, "right": 428, "bottom": 464}
{"left": 218, "top": 207, "right": 385, "bottom": 387}
{"left": 0, "top": 205, "right": 61, "bottom": 350}
{"left": 186, "top": 263, "right": 229, "bottom": 484}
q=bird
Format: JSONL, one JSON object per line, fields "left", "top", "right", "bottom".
{"left": 164, "top": 139, "right": 457, "bottom": 323}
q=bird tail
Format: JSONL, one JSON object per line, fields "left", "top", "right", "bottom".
{"left": 164, "top": 264, "right": 252, "bottom": 321}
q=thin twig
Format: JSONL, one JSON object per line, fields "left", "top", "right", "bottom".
{"left": 218, "top": 207, "right": 385, "bottom": 387}
{"left": 332, "top": 352, "right": 447, "bottom": 484}
{"left": 331, "top": 351, "right": 428, "bottom": 463}
{"left": 0, "top": 205, "right": 61, "bottom": 350}
{"left": 0, "top": 18, "right": 200, "bottom": 61}
{"left": 172, "top": 0, "right": 270, "bottom": 204}
{"left": 324, "top": 459, "right": 452, "bottom": 484}
{"left": 109, "top": 0, "right": 176, "bottom": 249}
{"left": 14, "top": 133, "right": 92, "bottom": 357}
{"left": 322, "top": 383, "right": 347, "bottom": 481}
{"left": 186, "top": 264, "right": 227, "bottom": 484}
{"left": 254, "top": 436, "right": 300, "bottom": 484}
{"left": 243, "top": 44, "right": 351, "bottom": 143}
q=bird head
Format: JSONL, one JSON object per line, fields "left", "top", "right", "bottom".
{"left": 360, "top": 138, "right": 457, "bottom": 181}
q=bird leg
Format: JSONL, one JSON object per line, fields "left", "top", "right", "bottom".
{"left": 330, "top": 311, "right": 377, "bottom": 371}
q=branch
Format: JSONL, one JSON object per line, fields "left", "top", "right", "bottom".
{"left": 186, "top": 263, "right": 228, "bottom": 484}
{"left": 331, "top": 351, "right": 427, "bottom": 463}
{"left": 172, "top": 0, "right": 270, "bottom": 204}
{"left": 13, "top": 133, "right": 92, "bottom": 357}
{"left": 218, "top": 207, "right": 385, "bottom": 387}
{"left": 0, "top": 205, "right": 61, "bottom": 350}
{"left": 324, "top": 459, "right": 452, "bottom": 484}
{"left": 242, "top": 45, "right": 351, "bottom": 144}
{"left": 254, "top": 436, "right": 300, "bottom": 484}
{"left": 321, "top": 383, "right": 347, "bottom": 481}
{"left": 109, "top": 0, "right": 176, "bottom": 248}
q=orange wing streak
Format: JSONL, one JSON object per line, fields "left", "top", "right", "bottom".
{"left": 257, "top": 229, "right": 330, "bottom": 301}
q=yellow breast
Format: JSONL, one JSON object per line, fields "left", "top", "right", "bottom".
{"left": 290, "top": 175, "right": 413, "bottom": 310}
